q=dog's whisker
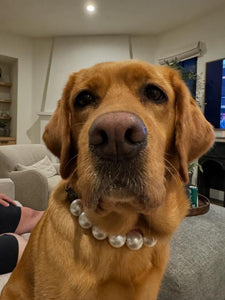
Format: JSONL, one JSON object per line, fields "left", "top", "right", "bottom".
{"left": 163, "top": 154, "right": 178, "bottom": 174}
{"left": 164, "top": 157, "right": 181, "bottom": 183}
{"left": 62, "top": 154, "right": 79, "bottom": 178}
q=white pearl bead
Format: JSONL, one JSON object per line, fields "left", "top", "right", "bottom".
{"left": 78, "top": 212, "right": 92, "bottom": 229}
{"left": 92, "top": 226, "right": 107, "bottom": 240}
{"left": 143, "top": 236, "right": 157, "bottom": 247}
{"left": 108, "top": 235, "right": 126, "bottom": 248}
{"left": 70, "top": 199, "right": 82, "bottom": 216}
{"left": 126, "top": 231, "right": 143, "bottom": 250}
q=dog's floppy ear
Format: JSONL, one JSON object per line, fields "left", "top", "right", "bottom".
{"left": 43, "top": 74, "right": 77, "bottom": 179}
{"left": 172, "top": 70, "right": 215, "bottom": 183}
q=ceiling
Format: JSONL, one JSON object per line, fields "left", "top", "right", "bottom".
{"left": 0, "top": 0, "right": 224, "bottom": 38}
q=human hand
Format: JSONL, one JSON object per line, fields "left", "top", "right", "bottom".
{"left": 0, "top": 193, "right": 16, "bottom": 207}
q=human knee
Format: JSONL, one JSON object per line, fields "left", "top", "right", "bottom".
{"left": 0, "top": 233, "right": 27, "bottom": 274}
{"left": 15, "top": 207, "right": 44, "bottom": 234}
{"left": 9, "top": 233, "right": 27, "bottom": 262}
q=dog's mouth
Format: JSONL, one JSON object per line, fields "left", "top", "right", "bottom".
{"left": 95, "top": 156, "right": 147, "bottom": 202}
{"left": 77, "top": 152, "right": 164, "bottom": 213}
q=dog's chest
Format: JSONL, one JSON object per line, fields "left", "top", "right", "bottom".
{"left": 97, "top": 280, "right": 136, "bottom": 300}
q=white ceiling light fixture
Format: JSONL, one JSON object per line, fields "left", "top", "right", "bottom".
{"left": 86, "top": 3, "right": 96, "bottom": 14}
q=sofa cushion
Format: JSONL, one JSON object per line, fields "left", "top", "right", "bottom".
{"left": 48, "top": 175, "right": 61, "bottom": 193}
{"left": 0, "top": 273, "right": 11, "bottom": 292}
{"left": 16, "top": 156, "right": 57, "bottom": 178}
{"left": 0, "top": 144, "right": 54, "bottom": 178}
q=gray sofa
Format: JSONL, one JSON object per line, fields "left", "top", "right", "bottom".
{"left": 0, "top": 144, "right": 61, "bottom": 210}
{"left": 158, "top": 204, "right": 225, "bottom": 300}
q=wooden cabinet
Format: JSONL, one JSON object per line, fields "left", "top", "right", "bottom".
{"left": 0, "top": 81, "right": 16, "bottom": 145}
{"left": 0, "top": 81, "right": 12, "bottom": 88}
{"left": 0, "top": 55, "right": 18, "bottom": 145}
{"left": 0, "top": 137, "right": 16, "bottom": 145}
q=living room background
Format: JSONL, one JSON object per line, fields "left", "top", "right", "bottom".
{"left": 0, "top": 3, "right": 224, "bottom": 144}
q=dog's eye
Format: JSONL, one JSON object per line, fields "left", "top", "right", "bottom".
{"left": 143, "top": 85, "right": 167, "bottom": 103}
{"left": 75, "top": 91, "right": 96, "bottom": 108}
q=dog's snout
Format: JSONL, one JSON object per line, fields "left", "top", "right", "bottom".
{"left": 89, "top": 112, "right": 147, "bottom": 161}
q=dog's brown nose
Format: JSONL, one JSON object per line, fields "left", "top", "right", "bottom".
{"left": 89, "top": 112, "right": 147, "bottom": 161}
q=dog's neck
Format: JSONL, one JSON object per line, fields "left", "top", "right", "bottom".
{"left": 66, "top": 186, "right": 157, "bottom": 251}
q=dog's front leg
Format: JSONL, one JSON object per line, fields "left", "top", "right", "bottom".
{"left": 134, "top": 265, "right": 168, "bottom": 300}
{"left": 1, "top": 277, "right": 33, "bottom": 300}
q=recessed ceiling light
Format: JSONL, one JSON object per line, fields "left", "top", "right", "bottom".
{"left": 86, "top": 4, "right": 96, "bottom": 13}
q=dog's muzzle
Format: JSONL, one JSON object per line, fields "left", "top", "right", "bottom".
{"left": 88, "top": 111, "right": 147, "bottom": 162}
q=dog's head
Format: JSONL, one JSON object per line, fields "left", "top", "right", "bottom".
{"left": 43, "top": 60, "right": 214, "bottom": 234}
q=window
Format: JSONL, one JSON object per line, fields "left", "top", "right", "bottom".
{"left": 179, "top": 57, "right": 197, "bottom": 98}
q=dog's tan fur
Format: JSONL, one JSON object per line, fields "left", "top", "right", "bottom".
{"left": 1, "top": 60, "right": 214, "bottom": 300}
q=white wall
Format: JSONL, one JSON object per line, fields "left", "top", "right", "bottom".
{"left": 131, "top": 35, "right": 156, "bottom": 63}
{"left": 155, "top": 4, "right": 225, "bottom": 64}
{"left": 0, "top": 33, "right": 33, "bottom": 143}
{"left": 44, "top": 35, "right": 131, "bottom": 112}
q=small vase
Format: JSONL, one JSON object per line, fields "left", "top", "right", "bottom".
{"left": 0, "top": 128, "right": 5, "bottom": 137}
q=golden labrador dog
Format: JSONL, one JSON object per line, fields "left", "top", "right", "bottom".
{"left": 1, "top": 60, "right": 214, "bottom": 300}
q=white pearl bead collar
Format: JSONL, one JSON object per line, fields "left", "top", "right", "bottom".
{"left": 70, "top": 199, "right": 157, "bottom": 251}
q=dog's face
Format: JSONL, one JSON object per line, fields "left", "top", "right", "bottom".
{"left": 43, "top": 60, "right": 214, "bottom": 235}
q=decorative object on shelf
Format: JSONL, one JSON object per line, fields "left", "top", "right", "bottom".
{"left": 3, "top": 126, "right": 10, "bottom": 137}
{"left": 0, "top": 63, "right": 10, "bottom": 82}
{"left": 187, "top": 185, "right": 199, "bottom": 208}
{"left": 0, "top": 121, "right": 6, "bottom": 137}
{"left": 0, "top": 58, "right": 16, "bottom": 144}
{"left": 0, "top": 110, "right": 10, "bottom": 117}
{"left": 187, "top": 194, "right": 210, "bottom": 217}
{"left": 0, "top": 121, "right": 10, "bottom": 137}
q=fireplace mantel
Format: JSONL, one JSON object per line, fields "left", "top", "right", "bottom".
{"left": 37, "top": 112, "right": 53, "bottom": 144}
{"left": 37, "top": 112, "right": 53, "bottom": 117}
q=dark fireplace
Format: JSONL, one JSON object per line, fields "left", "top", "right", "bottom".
{"left": 198, "top": 141, "right": 225, "bottom": 207}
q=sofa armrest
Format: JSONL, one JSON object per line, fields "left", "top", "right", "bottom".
{"left": 0, "top": 178, "right": 15, "bottom": 199}
{"left": 9, "top": 170, "right": 49, "bottom": 210}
